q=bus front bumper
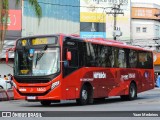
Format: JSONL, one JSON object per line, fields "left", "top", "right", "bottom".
{"left": 13, "top": 87, "right": 61, "bottom": 101}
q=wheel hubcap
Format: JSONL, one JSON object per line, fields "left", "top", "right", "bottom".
{"left": 130, "top": 86, "right": 135, "bottom": 98}
{"left": 82, "top": 90, "right": 87, "bottom": 100}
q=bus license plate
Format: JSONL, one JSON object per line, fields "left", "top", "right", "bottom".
{"left": 27, "top": 96, "right": 36, "bottom": 100}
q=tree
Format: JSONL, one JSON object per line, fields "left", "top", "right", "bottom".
{"left": 0, "top": 0, "right": 42, "bottom": 52}
{"left": 0, "top": 0, "right": 8, "bottom": 52}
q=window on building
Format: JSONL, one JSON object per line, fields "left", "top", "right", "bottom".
{"left": 155, "top": 25, "right": 159, "bottom": 38}
{"left": 143, "top": 27, "right": 147, "bottom": 32}
{"left": 136, "top": 27, "right": 140, "bottom": 33}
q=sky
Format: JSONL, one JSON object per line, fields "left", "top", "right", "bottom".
{"left": 131, "top": 0, "right": 160, "bottom": 5}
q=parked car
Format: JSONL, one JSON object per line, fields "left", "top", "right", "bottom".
{"left": 0, "top": 78, "right": 12, "bottom": 90}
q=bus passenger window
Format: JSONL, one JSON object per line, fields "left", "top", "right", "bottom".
{"left": 118, "top": 49, "right": 126, "bottom": 68}
{"left": 85, "top": 43, "right": 96, "bottom": 67}
{"left": 63, "top": 48, "right": 78, "bottom": 77}
{"left": 114, "top": 48, "right": 119, "bottom": 67}
{"left": 129, "top": 50, "right": 138, "bottom": 68}
{"left": 146, "top": 53, "right": 153, "bottom": 69}
{"left": 138, "top": 52, "right": 153, "bottom": 69}
{"left": 138, "top": 52, "right": 147, "bottom": 68}
{"left": 68, "top": 50, "right": 78, "bottom": 67}
{"left": 109, "top": 47, "right": 114, "bottom": 67}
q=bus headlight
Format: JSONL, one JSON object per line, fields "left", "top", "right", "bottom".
{"left": 51, "top": 81, "right": 60, "bottom": 90}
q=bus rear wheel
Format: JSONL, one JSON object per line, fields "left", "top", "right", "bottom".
{"left": 40, "top": 100, "right": 51, "bottom": 106}
{"left": 128, "top": 82, "right": 137, "bottom": 100}
{"left": 121, "top": 82, "right": 137, "bottom": 100}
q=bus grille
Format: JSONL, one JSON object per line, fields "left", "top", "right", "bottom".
{"left": 15, "top": 77, "right": 51, "bottom": 83}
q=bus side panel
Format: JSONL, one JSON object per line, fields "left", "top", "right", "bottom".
{"left": 96, "top": 68, "right": 118, "bottom": 98}
{"left": 61, "top": 67, "right": 122, "bottom": 99}
{"left": 61, "top": 69, "right": 82, "bottom": 100}
{"left": 137, "top": 69, "right": 154, "bottom": 93}
{"left": 115, "top": 68, "right": 154, "bottom": 96}
{"left": 61, "top": 68, "right": 154, "bottom": 100}
{"left": 107, "top": 68, "right": 154, "bottom": 97}
{"left": 62, "top": 67, "right": 112, "bottom": 100}
{"left": 81, "top": 68, "right": 121, "bottom": 98}
{"left": 107, "top": 68, "right": 135, "bottom": 97}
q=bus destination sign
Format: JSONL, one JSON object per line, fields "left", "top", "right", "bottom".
{"left": 32, "top": 38, "right": 48, "bottom": 45}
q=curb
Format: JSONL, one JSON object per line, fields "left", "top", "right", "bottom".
{"left": 0, "top": 89, "right": 8, "bottom": 101}
{"left": 6, "top": 89, "right": 14, "bottom": 100}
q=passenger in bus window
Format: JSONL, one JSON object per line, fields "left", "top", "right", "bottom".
{"left": 146, "top": 53, "right": 153, "bottom": 69}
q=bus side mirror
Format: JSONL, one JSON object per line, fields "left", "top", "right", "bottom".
{"left": 67, "top": 51, "right": 72, "bottom": 61}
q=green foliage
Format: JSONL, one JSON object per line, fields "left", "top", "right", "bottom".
{"left": 0, "top": 0, "right": 42, "bottom": 52}
{"left": 16, "top": 0, "right": 42, "bottom": 19}
{"left": 3, "top": 0, "right": 9, "bottom": 10}
{"left": 0, "top": 0, "right": 9, "bottom": 52}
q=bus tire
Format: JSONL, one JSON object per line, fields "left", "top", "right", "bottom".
{"left": 40, "top": 100, "right": 51, "bottom": 106}
{"left": 77, "top": 85, "right": 89, "bottom": 105}
{"left": 128, "top": 82, "right": 137, "bottom": 100}
{"left": 88, "top": 85, "right": 94, "bottom": 104}
{"left": 121, "top": 82, "right": 137, "bottom": 101}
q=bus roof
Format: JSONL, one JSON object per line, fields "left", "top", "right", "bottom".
{"left": 17, "top": 34, "right": 152, "bottom": 52}
{"left": 65, "top": 34, "right": 152, "bottom": 52}
{"left": 83, "top": 38, "right": 152, "bottom": 52}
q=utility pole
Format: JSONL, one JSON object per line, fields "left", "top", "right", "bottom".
{"left": 106, "top": 4, "right": 124, "bottom": 40}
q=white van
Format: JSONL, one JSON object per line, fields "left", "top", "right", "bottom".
{"left": 0, "top": 78, "right": 12, "bottom": 90}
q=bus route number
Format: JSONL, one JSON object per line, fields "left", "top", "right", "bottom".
{"left": 32, "top": 38, "right": 48, "bottom": 45}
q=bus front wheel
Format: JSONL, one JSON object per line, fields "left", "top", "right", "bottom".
{"left": 40, "top": 100, "right": 51, "bottom": 106}
{"left": 77, "top": 85, "right": 93, "bottom": 105}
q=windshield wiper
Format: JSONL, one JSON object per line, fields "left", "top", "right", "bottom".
{"left": 35, "top": 45, "right": 48, "bottom": 66}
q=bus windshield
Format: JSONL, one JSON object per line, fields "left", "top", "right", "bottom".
{"left": 15, "top": 47, "right": 60, "bottom": 76}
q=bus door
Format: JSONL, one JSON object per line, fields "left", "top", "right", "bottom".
{"left": 62, "top": 38, "right": 80, "bottom": 99}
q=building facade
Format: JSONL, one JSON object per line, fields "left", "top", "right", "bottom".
{"left": 0, "top": 0, "right": 80, "bottom": 76}
{"left": 22, "top": 0, "right": 80, "bottom": 37}
{"left": 131, "top": 3, "right": 160, "bottom": 50}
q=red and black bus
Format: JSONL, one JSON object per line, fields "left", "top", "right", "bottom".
{"left": 7, "top": 34, "right": 154, "bottom": 105}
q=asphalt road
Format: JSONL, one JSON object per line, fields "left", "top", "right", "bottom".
{"left": 0, "top": 87, "right": 160, "bottom": 120}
